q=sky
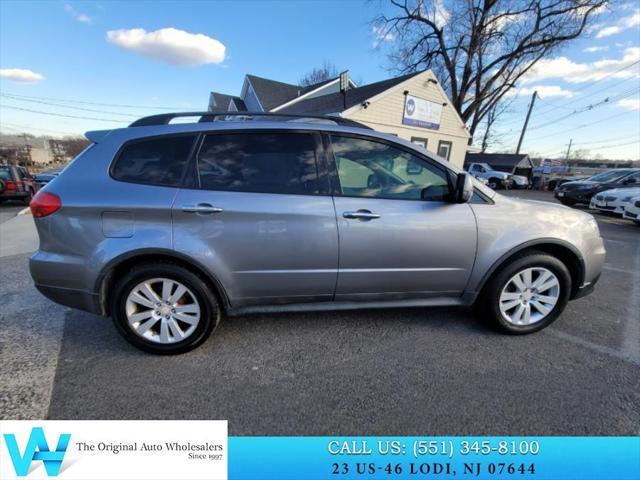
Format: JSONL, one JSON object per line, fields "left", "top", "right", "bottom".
{"left": 0, "top": 0, "right": 639, "bottom": 160}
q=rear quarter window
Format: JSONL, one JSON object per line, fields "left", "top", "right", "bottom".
{"left": 111, "top": 135, "right": 196, "bottom": 187}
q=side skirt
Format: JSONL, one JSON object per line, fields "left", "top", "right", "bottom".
{"left": 226, "top": 296, "right": 469, "bottom": 317}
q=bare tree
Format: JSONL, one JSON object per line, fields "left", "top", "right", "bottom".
{"left": 299, "top": 60, "right": 339, "bottom": 86}
{"left": 375, "top": 0, "right": 608, "bottom": 139}
{"left": 480, "top": 96, "right": 516, "bottom": 153}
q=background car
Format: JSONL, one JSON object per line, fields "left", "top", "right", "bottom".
{"left": 589, "top": 187, "right": 640, "bottom": 215}
{"left": 34, "top": 171, "right": 60, "bottom": 190}
{"left": 547, "top": 176, "right": 589, "bottom": 192}
{"left": 554, "top": 168, "right": 640, "bottom": 206}
{"left": 622, "top": 196, "right": 640, "bottom": 225}
{"left": 511, "top": 174, "right": 530, "bottom": 189}
{"left": 0, "top": 164, "right": 37, "bottom": 204}
{"left": 466, "top": 162, "right": 512, "bottom": 189}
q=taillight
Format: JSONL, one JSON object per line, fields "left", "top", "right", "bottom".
{"left": 5, "top": 180, "right": 16, "bottom": 191}
{"left": 30, "top": 191, "right": 62, "bottom": 218}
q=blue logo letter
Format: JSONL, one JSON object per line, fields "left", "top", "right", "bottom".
{"left": 4, "top": 427, "right": 71, "bottom": 477}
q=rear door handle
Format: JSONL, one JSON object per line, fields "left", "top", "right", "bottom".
{"left": 182, "top": 203, "right": 223, "bottom": 214}
{"left": 343, "top": 210, "right": 381, "bottom": 220}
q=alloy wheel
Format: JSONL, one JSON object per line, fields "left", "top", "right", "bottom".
{"left": 125, "top": 277, "right": 201, "bottom": 344}
{"left": 498, "top": 267, "right": 560, "bottom": 325}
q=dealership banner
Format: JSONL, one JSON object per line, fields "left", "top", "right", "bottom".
{"left": 1, "top": 424, "right": 638, "bottom": 480}
{"left": 0, "top": 421, "right": 227, "bottom": 480}
{"left": 402, "top": 94, "right": 443, "bottom": 130}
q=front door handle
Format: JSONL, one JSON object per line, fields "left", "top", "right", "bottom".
{"left": 343, "top": 209, "right": 381, "bottom": 220}
{"left": 182, "top": 203, "right": 223, "bottom": 214}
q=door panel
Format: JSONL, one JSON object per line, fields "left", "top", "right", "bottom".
{"left": 334, "top": 197, "right": 476, "bottom": 298}
{"left": 327, "top": 133, "right": 477, "bottom": 299}
{"left": 172, "top": 130, "right": 338, "bottom": 307}
{"left": 173, "top": 190, "right": 338, "bottom": 305}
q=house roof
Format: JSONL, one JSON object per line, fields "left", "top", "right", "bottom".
{"left": 210, "top": 92, "right": 247, "bottom": 111}
{"left": 277, "top": 71, "right": 423, "bottom": 115}
{"left": 245, "top": 75, "right": 304, "bottom": 111}
{"left": 465, "top": 152, "right": 533, "bottom": 168}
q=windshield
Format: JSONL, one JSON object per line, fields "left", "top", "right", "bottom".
{"left": 589, "top": 170, "right": 632, "bottom": 182}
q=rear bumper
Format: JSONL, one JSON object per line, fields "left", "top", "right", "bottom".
{"left": 34, "top": 283, "right": 103, "bottom": 315}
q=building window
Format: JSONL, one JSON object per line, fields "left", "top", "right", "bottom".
{"left": 437, "top": 140, "right": 452, "bottom": 161}
{"left": 411, "top": 137, "right": 428, "bottom": 149}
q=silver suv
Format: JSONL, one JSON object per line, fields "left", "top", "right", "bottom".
{"left": 29, "top": 113, "right": 605, "bottom": 354}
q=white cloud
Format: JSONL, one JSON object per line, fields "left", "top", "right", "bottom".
{"left": 64, "top": 4, "right": 92, "bottom": 23}
{"left": 595, "top": 11, "right": 640, "bottom": 38}
{"left": 618, "top": 98, "right": 640, "bottom": 111}
{"left": 507, "top": 85, "right": 575, "bottom": 98}
{"left": 0, "top": 68, "right": 45, "bottom": 83}
{"left": 583, "top": 46, "right": 609, "bottom": 53}
{"left": 372, "top": 26, "right": 395, "bottom": 47}
{"left": 522, "top": 47, "right": 640, "bottom": 84}
{"left": 433, "top": 0, "right": 450, "bottom": 28}
{"left": 106, "top": 27, "right": 226, "bottom": 66}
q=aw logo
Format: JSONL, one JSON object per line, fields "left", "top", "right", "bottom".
{"left": 3, "top": 427, "right": 71, "bottom": 477}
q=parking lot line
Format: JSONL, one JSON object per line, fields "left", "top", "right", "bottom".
{"left": 621, "top": 242, "right": 640, "bottom": 360}
{"left": 547, "top": 329, "right": 640, "bottom": 367}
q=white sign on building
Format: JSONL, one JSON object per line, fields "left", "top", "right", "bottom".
{"left": 402, "top": 94, "right": 443, "bottom": 130}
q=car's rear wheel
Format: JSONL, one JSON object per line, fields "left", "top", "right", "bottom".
{"left": 111, "top": 262, "right": 220, "bottom": 354}
{"left": 488, "top": 178, "right": 500, "bottom": 189}
{"left": 477, "top": 252, "right": 571, "bottom": 334}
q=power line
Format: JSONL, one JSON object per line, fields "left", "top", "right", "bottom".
{"left": 1, "top": 92, "right": 187, "bottom": 110}
{"left": 527, "top": 87, "right": 639, "bottom": 131}
{"left": 573, "top": 134, "right": 640, "bottom": 146}
{"left": 524, "top": 110, "right": 639, "bottom": 143}
{"left": 0, "top": 104, "right": 126, "bottom": 123}
{"left": 1, "top": 94, "right": 139, "bottom": 118}
{"left": 0, "top": 122, "right": 81, "bottom": 136}
{"left": 532, "top": 60, "right": 640, "bottom": 116}
{"left": 588, "top": 139, "right": 640, "bottom": 151}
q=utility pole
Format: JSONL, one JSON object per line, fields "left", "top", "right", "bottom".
{"left": 564, "top": 138, "right": 573, "bottom": 160}
{"left": 516, "top": 90, "right": 537, "bottom": 154}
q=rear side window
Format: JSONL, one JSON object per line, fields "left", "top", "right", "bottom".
{"left": 112, "top": 135, "right": 196, "bottom": 186}
{"left": 197, "top": 132, "right": 319, "bottom": 195}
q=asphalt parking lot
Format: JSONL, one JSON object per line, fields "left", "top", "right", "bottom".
{"left": 1, "top": 190, "right": 638, "bottom": 435}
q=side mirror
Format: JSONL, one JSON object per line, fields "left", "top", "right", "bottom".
{"left": 455, "top": 173, "right": 474, "bottom": 203}
{"left": 623, "top": 178, "right": 636, "bottom": 185}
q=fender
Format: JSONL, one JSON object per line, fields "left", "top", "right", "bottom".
{"left": 469, "top": 238, "right": 585, "bottom": 301}
{"left": 94, "top": 247, "right": 232, "bottom": 313}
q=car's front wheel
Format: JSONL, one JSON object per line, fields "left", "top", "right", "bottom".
{"left": 111, "top": 262, "right": 220, "bottom": 354}
{"left": 478, "top": 252, "right": 571, "bottom": 334}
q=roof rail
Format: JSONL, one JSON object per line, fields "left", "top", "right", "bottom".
{"left": 128, "top": 111, "right": 372, "bottom": 130}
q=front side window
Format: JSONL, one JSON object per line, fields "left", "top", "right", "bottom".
{"left": 330, "top": 135, "right": 450, "bottom": 201}
{"left": 197, "top": 132, "right": 319, "bottom": 195}
{"left": 620, "top": 172, "right": 640, "bottom": 184}
{"left": 112, "top": 135, "right": 196, "bottom": 186}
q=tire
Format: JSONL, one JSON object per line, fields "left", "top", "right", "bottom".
{"left": 488, "top": 178, "right": 500, "bottom": 190}
{"left": 476, "top": 251, "right": 571, "bottom": 334}
{"left": 559, "top": 198, "right": 576, "bottom": 207}
{"left": 110, "top": 262, "right": 221, "bottom": 354}
{"left": 22, "top": 188, "right": 34, "bottom": 205}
